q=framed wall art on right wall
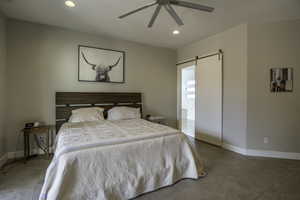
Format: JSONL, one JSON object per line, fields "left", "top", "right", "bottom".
{"left": 270, "top": 68, "right": 293, "bottom": 92}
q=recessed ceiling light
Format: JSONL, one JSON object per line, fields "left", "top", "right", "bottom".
{"left": 65, "top": 0, "right": 76, "bottom": 7}
{"left": 173, "top": 30, "right": 180, "bottom": 35}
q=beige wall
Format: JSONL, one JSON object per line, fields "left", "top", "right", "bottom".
{"left": 5, "top": 18, "right": 299, "bottom": 155}
{"left": 177, "top": 24, "right": 248, "bottom": 148}
{"left": 178, "top": 19, "right": 300, "bottom": 154}
{"left": 0, "top": 13, "right": 6, "bottom": 158}
{"left": 247, "top": 20, "right": 300, "bottom": 153}
{"left": 6, "top": 19, "right": 177, "bottom": 152}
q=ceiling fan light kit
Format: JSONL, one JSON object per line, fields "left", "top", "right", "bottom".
{"left": 173, "top": 30, "right": 180, "bottom": 35}
{"left": 119, "top": 0, "right": 214, "bottom": 28}
{"left": 65, "top": 0, "right": 76, "bottom": 8}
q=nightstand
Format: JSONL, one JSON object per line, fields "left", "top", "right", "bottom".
{"left": 22, "top": 125, "right": 55, "bottom": 162}
{"left": 146, "top": 116, "right": 166, "bottom": 125}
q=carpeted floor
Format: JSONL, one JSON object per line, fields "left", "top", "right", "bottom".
{"left": 1, "top": 140, "right": 300, "bottom": 200}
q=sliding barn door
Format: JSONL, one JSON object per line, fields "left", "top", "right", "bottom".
{"left": 195, "top": 54, "right": 223, "bottom": 146}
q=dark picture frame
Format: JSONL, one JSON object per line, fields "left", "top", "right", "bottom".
{"left": 78, "top": 45, "right": 125, "bottom": 83}
{"left": 270, "top": 68, "right": 293, "bottom": 92}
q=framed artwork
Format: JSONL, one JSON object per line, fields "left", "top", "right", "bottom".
{"left": 78, "top": 45, "right": 125, "bottom": 83}
{"left": 270, "top": 68, "right": 293, "bottom": 92}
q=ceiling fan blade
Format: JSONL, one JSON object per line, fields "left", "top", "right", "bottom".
{"left": 119, "top": 2, "right": 158, "bottom": 19}
{"left": 148, "top": 4, "right": 162, "bottom": 28}
{"left": 164, "top": 4, "right": 184, "bottom": 26}
{"left": 170, "top": 0, "right": 214, "bottom": 12}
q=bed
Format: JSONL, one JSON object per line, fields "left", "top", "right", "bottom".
{"left": 39, "top": 92, "right": 205, "bottom": 200}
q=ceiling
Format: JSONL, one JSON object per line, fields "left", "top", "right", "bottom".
{"left": 1, "top": 0, "right": 300, "bottom": 49}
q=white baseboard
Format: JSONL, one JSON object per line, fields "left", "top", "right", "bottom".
{"left": 0, "top": 149, "right": 47, "bottom": 168}
{"left": 222, "top": 143, "right": 247, "bottom": 155}
{"left": 0, "top": 153, "right": 8, "bottom": 168}
{"left": 222, "top": 143, "right": 300, "bottom": 160}
{"left": 3, "top": 144, "right": 300, "bottom": 166}
{"left": 247, "top": 149, "right": 300, "bottom": 160}
{"left": 7, "top": 151, "right": 24, "bottom": 159}
{"left": 7, "top": 149, "right": 47, "bottom": 159}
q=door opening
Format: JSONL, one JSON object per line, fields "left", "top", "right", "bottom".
{"left": 180, "top": 65, "right": 195, "bottom": 137}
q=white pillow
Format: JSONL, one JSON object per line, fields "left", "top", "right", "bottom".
{"left": 107, "top": 106, "right": 141, "bottom": 121}
{"left": 69, "top": 107, "right": 104, "bottom": 123}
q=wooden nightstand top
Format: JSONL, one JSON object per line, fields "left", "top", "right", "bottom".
{"left": 146, "top": 116, "right": 166, "bottom": 125}
{"left": 22, "top": 125, "right": 55, "bottom": 135}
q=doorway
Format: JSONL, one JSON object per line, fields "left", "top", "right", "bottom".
{"left": 177, "top": 62, "right": 196, "bottom": 138}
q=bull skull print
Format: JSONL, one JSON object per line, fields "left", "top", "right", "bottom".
{"left": 81, "top": 52, "right": 121, "bottom": 82}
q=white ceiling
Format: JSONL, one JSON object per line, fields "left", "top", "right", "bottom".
{"left": 1, "top": 0, "right": 300, "bottom": 49}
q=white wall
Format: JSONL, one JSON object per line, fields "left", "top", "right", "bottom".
{"left": 247, "top": 20, "right": 300, "bottom": 153}
{"left": 0, "top": 13, "right": 6, "bottom": 158}
{"left": 6, "top": 19, "right": 177, "bottom": 152}
{"left": 177, "top": 24, "right": 248, "bottom": 148}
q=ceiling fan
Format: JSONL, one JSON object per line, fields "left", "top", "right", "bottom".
{"left": 118, "top": 0, "right": 214, "bottom": 28}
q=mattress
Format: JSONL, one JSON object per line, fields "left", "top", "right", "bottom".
{"left": 39, "top": 119, "right": 204, "bottom": 200}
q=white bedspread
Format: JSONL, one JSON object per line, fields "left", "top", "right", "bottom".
{"left": 39, "top": 119, "right": 204, "bottom": 200}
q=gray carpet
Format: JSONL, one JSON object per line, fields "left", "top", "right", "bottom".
{"left": 1, "top": 140, "right": 300, "bottom": 200}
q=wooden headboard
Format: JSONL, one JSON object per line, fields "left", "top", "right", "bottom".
{"left": 56, "top": 92, "right": 142, "bottom": 132}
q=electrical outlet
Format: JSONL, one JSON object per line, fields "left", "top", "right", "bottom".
{"left": 263, "top": 137, "right": 269, "bottom": 144}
